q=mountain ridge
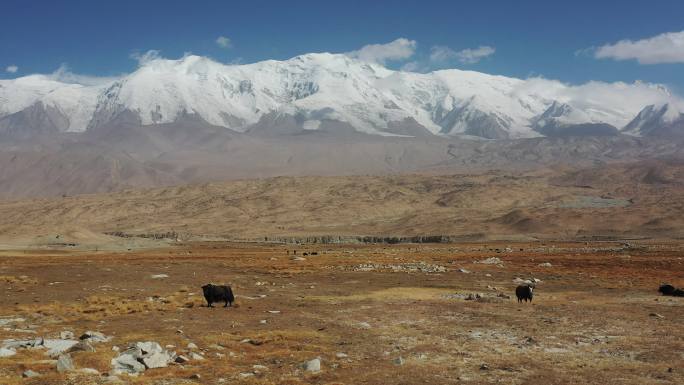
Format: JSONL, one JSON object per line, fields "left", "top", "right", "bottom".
{"left": 2, "top": 53, "right": 683, "bottom": 140}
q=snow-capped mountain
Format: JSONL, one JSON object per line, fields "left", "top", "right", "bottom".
{"left": 531, "top": 101, "right": 619, "bottom": 137}
{"left": 623, "top": 104, "right": 684, "bottom": 137}
{"left": 1, "top": 53, "right": 682, "bottom": 139}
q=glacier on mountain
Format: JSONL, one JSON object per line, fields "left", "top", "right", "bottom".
{"left": 1, "top": 52, "right": 683, "bottom": 139}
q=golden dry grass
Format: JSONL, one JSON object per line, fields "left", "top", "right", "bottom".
{"left": 0, "top": 241, "right": 682, "bottom": 384}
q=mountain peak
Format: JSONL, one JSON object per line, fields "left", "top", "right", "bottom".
{"left": 1, "top": 53, "right": 682, "bottom": 139}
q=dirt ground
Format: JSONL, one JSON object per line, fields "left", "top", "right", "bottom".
{"left": 0, "top": 240, "right": 682, "bottom": 384}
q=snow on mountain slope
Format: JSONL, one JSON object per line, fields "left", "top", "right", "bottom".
{"left": 0, "top": 75, "right": 106, "bottom": 132}
{"left": 623, "top": 103, "right": 684, "bottom": 137}
{"left": 1, "top": 52, "right": 682, "bottom": 138}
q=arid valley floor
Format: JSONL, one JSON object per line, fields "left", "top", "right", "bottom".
{"left": 0, "top": 240, "right": 682, "bottom": 385}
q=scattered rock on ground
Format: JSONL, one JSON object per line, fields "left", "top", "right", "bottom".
{"left": 22, "top": 369, "right": 41, "bottom": 378}
{"left": 111, "top": 341, "right": 176, "bottom": 374}
{"left": 477, "top": 257, "right": 502, "bottom": 265}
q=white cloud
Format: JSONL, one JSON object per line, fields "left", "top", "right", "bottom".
{"left": 595, "top": 31, "right": 684, "bottom": 64}
{"left": 400, "top": 61, "right": 422, "bottom": 72}
{"left": 429, "top": 46, "right": 457, "bottom": 63}
{"left": 429, "top": 45, "right": 495, "bottom": 65}
{"left": 130, "top": 49, "right": 162, "bottom": 66}
{"left": 454, "top": 46, "right": 495, "bottom": 64}
{"left": 49, "top": 64, "right": 119, "bottom": 86}
{"left": 347, "top": 38, "right": 417, "bottom": 65}
{"left": 513, "top": 77, "right": 684, "bottom": 127}
{"left": 216, "top": 36, "right": 232, "bottom": 49}
{"left": 6, "top": 65, "right": 18, "bottom": 73}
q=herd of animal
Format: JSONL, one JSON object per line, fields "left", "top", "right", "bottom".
{"left": 200, "top": 281, "right": 681, "bottom": 308}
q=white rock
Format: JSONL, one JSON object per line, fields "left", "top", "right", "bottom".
{"left": 111, "top": 353, "right": 146, "bottom": 375}
{"left": 303, "top": 357, "right": 321, "bottom": 372}
{"left": 187, "top": 342, "right": 198, "bottom": 349}
{"left": 22, "top": 369, "right": 41, "bottom": 377}
{"left": 142, "top": 351, "right": 173, "bottom": 369}
{"left": 21, "top": 369, "right": 40, "bottom": 378}
{"left": 151, "top": 274, "right": 169, "bottom": 279}
{"left": 56, "top": 354, "right": 75, "bottom": 372}
{"left": 135, "top": 341, "right": 163, "bottom": 355}
{"left": 0, "top": 347, "right": 16, "bottom": 357}
{"left": 477, "top": 257, "right": 502, "bottom": 265}
{"left": 44, "top": 339, "right": 79, "bottom": 357}
{"left": 78, "top": 368, "right": 100, "bottom": 375}
{"left": 175, "top": 355, "right": 190, "bottom": 363}
{"left": 335, "top": 352, "right": 348, "bottom": 358}
{"left": 189, "top": 352, "right": 205, "bottom": 361}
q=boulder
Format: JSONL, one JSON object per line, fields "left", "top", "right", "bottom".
{"left": 56, "top": 354, "right": 75, "bottom": 372}
{"left": 142, "top": 351, "right": 174, "bottom": 369}
{"left": 135, "top": 341, "right": 164, "bottom": 355}
{"left": 303, "top": 357, "right": 321, "bottom": 372}
{"left": 44, "top": 339, "right": 79, "bottom": 357}
{"left": 111, "top": 353, "right": 146, "bottom": 375}
{"left": 0, "top": 347, "right": 16, "bottom": 357}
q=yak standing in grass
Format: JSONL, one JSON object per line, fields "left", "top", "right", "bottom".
{"left": 515, "top": 285, "right": 534, "bottom": 303}
{"left": 202, "top": 284, "right": 235, "bottom": 308}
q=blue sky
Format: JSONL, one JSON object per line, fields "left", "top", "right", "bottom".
{"left": 2, "top": 0, "right": 683, "bottom": 91}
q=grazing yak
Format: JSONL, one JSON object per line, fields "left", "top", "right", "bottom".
{"left": 658, "top": 284, "right": 684, "bottom": 297}
{"left": 201, "top": 284, "right": 235, "bottom": 308}
{"left": 515, "top": 285, "right": 534, "bottom": 303}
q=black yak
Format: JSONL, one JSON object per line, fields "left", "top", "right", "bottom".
{"left": 201, "top": 284, "right": 235, "bottom": 308}
{"left": 659, "top": 284, "right": 684, "bottom": 297}
{"left": 515, "top": 285, "right": 534, "bottom": 303}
